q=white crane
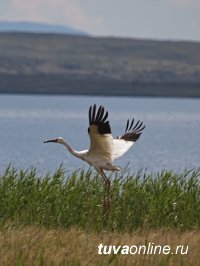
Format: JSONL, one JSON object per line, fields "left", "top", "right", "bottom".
{"left": 44, "top": 104, "right": 145, "bottom": 214}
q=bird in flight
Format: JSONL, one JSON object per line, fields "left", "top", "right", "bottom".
{"left": 44, "top": 104, "right": 145, "bottom": 214}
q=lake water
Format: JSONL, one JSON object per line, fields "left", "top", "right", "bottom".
{"left": 0, "top": 94, "right": 199, "bottom": 174}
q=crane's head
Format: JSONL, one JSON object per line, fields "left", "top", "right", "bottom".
{"left": 43, "top": 137, "right": 64, "bottom": 144}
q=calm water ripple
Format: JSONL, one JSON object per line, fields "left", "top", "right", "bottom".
{"left": 0, "top": 94, "right": 199, "bottom": 173}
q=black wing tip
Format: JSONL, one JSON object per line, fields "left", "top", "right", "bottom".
{"left": 125, "top": 118, "right": 145, "bottom": 134}
{"left": 88, "top": 104, "right": 111, "bottom": 135}
{"left": 89, "top": 104, "right": 108, "bottom": 124}
{"left": 120, "top": 118, "right": 145, "bottom": 142}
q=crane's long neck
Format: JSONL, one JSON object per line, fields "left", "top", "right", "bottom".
{"left": 61, "top": 139, "right": 83, "bottom": 159}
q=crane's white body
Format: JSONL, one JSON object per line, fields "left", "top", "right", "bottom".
{"left": 44, "top": 104, "right": 145, "bottom": 213}
{"left": 54, "top": 134, "right": 134, "bottom": 172}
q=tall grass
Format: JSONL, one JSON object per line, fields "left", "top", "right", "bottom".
{"left": 0, "top": 166, "right": 199, "bottom": 231}
{"left": 0, "top": 227, "right": 199, "bottom": 266}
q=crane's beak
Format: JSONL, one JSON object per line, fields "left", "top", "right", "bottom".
{"left": 43, "top": 138, "right": 58, "bottom": 143}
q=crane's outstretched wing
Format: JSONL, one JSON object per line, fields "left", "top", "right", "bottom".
{"left": 87, "top": 104, "right": 114, "bottom": 161}
{"left": 113, "top": 118, "right": 145, "bottom": 159}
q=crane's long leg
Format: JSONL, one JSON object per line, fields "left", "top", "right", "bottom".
{"left": 99, "top": 168, "right": 110, "bottom": 214}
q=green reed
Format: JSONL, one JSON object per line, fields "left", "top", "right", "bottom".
{"left": 0, "top": 166, "right": 199, "bottom": 231}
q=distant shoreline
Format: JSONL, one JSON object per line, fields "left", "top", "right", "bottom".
{"left": 0, "top": 32, "right": 200, "bottom": 98}
{"left": 0, "top": 75, "right": 200, "bottom": 98}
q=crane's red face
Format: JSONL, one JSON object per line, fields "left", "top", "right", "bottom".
{"left": 43, "top": 137, "right": 64, "bottom": 144}
{"left": 43, "top": 138, "right": 58, "bottom": 143}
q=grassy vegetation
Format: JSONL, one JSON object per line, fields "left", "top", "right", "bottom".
{"left": 0, "top": 32, "right": 200, "bottom": 96}
{"left": 0, "top": 166, "right": 199, "bottom": 231}
{"left": 0, "top": 226, "right": 199, "bottom": 266}
{"left": 0, "top": 166, "right": 199, "bottom": 265}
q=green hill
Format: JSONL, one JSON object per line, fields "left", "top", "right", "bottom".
{"left": 0, "top": 32, "right": 200, "bottom": 97}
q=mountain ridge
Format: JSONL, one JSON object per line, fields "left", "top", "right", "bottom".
{"left": 0, "top": 21, "right": 88, "bottom": 35}
{"left": 0, "top": 32, "right": 200, "bottom": 97}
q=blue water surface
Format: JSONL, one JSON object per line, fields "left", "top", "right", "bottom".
{"left": 0, "top": 94, "right": 199, "bottom": 173}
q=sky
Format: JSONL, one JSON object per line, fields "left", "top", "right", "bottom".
{"left": 1, "top": 0, "right": 200, "bottom": 41}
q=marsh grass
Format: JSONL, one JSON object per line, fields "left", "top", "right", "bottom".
{"left": 0, "top": 226, "right": 199, "bottom": 266}
{"left": 0, "top": 166, "right": 199, "bottom": 231}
